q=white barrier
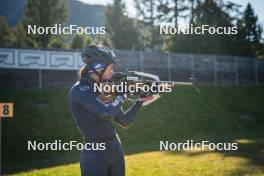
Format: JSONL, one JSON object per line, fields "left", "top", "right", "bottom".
{"left": 0, "top": 48, "right": 85, "bottom": 70}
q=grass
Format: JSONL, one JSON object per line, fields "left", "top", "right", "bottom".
{"left": 7, "top": 148, "right": 264, "bottom": 176}
{"left": 1, "top": 86, "right": 264, "bottom": 175}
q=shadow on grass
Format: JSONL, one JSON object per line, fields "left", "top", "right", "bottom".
{"left": 162, "top": 131, "right": 264, "bottom": 175}
{"left": 2, "top": 151, "right": 80, "bottom": 175}
{"left": 3, "top": 131, "right": 264, "bottom": 175}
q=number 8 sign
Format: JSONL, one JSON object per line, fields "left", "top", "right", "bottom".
{"left": 0, "top": 103, "right": 14, "bottom": 118}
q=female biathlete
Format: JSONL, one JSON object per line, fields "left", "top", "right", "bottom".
{"left": 69, "top": 44, "right": 152, "bottom": 176}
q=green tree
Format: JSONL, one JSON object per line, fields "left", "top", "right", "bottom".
{"left": 157, "top": 0, "right": 188, "bottom": 27}
{"left": 84, "top": 36, "right": 92, "bottom": 46}
{"left": 12, "top": 22, "right": 37, "bottom": 47}
{"left": 71, "top": 34, "right": 92, "bottom": 49}
{"left": 0, "top": 16, "right": 13, "bottom": 47}
{"left": 243, "top": 3, "right": 262, "bottom": 43}
{"left": 135, "top": 0, "right": 156, "bottom": 25}
{"left": 48, "top": 37, "right": 65, "bottom": 48}
{"left": 164, "top": 0, "right": 237, "bottom": 55}
{"left": 23, "top": 0, "right": 68, "bottom": 48}
{"left": 105, "top": 0, "right": 141, "bottom": 50}
{"left": 237, "top": 3, "right": 263, "bottom": 56}
{"left": 94, "top": 35, "right": 111, "bottom": 47}
{"left": 135, "top": 0, "right": 160, "bottom": 49}
{"left": 189, "top": 0, "right": 199, "bottom": 24}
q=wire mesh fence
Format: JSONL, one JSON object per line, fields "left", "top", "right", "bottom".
{"left": 0, "top": 48, "right": 263, "bottom": 88}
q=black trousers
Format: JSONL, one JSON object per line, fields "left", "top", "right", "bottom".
{"left": 80, "top": 138, "right": 125, "bottom": 176}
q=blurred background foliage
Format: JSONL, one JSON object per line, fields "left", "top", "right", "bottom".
{"left": 0, "top": 0, "right": 263, "bottom": 58}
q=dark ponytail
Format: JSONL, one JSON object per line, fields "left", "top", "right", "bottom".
{"left": 79, "top": 64, "right": 90, "bottom": 78}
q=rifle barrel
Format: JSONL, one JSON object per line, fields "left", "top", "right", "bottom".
{"left": 155, "top": 81, "right": 193, "bottom": 85}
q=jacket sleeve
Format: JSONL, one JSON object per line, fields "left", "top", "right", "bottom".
{"left": 72, "top": 85, "right": 124, "bottom": 121}
{"left": 114, "top": 101, "right": 143, "bottom": 129}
